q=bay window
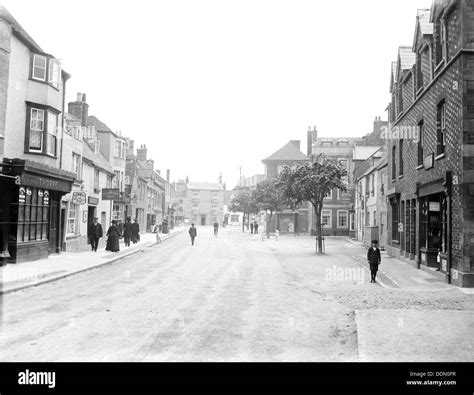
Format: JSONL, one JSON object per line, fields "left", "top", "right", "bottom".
{"left": 29, "top": 108, "right": 44, "bottom": 152}
{"left": 26, "top": 104, "right": 60, "bottom": 156}
{"left": 31, "top": 53, "right": 61, "bottom": 89}
{"left": 46, "top": 112, "right": 58, "bottom": 156}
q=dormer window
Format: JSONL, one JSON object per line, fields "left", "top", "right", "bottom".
{"left": 31, "top": 53, "right": 61, "bottom": 89}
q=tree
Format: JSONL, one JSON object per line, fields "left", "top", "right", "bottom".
{"left": 277, "top": 155, "right": 347, "bottom": 254}
{"left": 229, "top": 188, "right": 258, "bottom": 232}
{"left": 253, "top": 178, "right": 286, "bottom": 239}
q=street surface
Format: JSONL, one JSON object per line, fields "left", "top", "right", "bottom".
{"left": 1, "top": 227, "right": 473, "bottom": 361}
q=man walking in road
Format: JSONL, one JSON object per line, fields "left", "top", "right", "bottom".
{"left": 213, "top": 221, "right": 219, "bottom": 237}
{"left": 189, "top": 223, "right": 197, "bottom": 245}
{"left": 88, "top": 217, "right": 103, "bottom": 252}
{"left": 254, "top": 221, "right": 259, "bottom": 234}
{"left": 123, "top": 217, "right": 133, "bottom": 247}
{"left": 367, "top": 239, "right": 381, "bottom": 283}
{"left": 250, "top": 221, "right": 254, "bottom": 234}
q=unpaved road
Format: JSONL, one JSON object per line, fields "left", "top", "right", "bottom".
{"left": 1, "top": 227, "right": 473, "bottom": 361}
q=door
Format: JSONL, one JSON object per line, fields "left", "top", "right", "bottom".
{"left": 49, "top": 198, "right": 59, "bottom": 254}
{"left": 87, "top": 206, "right": 96, "bottom": 241}
{"left": 201, "top": 215, "right": 206, "bottom": 226}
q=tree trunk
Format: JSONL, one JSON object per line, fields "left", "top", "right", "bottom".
{"left": 242, "top": 213, "right": 245, "bottom": 232}
{"left": 294, "top": 212, "right": 298, "bottom": 236}
{"left": 247, "top": 213, "right": 250, "bottom": 230}
{"left": 266, "top": 212, "right": 273, "bottom": 239}
{"left": 315, "top": 205, "right": 324, "bottom": 254}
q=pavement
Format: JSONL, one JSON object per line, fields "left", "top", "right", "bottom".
{"left": 0, "top": 227, "right": 473, "bottom": 362}
{"left": 0, "top": 227, "right": 184, "bottom": 295}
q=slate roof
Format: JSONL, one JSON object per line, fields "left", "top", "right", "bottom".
{"left": 417, "top": 9, "right": 433, "bottom": 36}
{"left": 353, "top": 146, "right": 382, "bottom": 161}
{"left": 262, "top": 141, "right": 309, "bottom": 162}
{"left": 85, "top": 115, "right": 113, "bottom": 133}
{"left": 187, "top": 182, "right": 224, "bottom": 191}
{"left": 399, "top": 46, "right": 416, "bottom": 71}
{"left": 82, "top": 141, "right": 114, "bottom": 174}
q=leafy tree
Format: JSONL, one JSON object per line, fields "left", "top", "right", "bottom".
{"left": 229, "top": 188, "right": 259, "bottom": 232}
{"left": 277, "top": 155, "right": 347, "bottom": 254}
{"left": 253, "top": 178, "right": 286, "bottom": 238}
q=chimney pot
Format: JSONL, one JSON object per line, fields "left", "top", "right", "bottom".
{"left": 82, "top": 93, "right": 87, "bottom": 102}
{"left": 76, "top": 92, "right": 82, "bottom": 102}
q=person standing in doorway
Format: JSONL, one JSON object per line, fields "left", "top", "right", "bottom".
{"left": 88, "top": 217, "right": 103, "bottom": 252}
{"left": 189, "top": 223, "right": 197, "bottom": 245}
{"left": 123, "top": 217, "right": 133, "bottom": 247}
{"left": 367, "top": 239, "right": 381, "bottom": 283}
{"left": 131, "top": 218, "right": 140, "bottom": 244}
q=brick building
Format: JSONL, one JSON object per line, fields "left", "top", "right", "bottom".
{"left": 386, "top": 0, "right": 474, "bottom": 287}
{"left": 262, "top": 140, "right": 310, "bottom": 234}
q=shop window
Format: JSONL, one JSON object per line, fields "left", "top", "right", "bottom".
{"left": 67, "top": 203, "right": 78, "bottom": 235}
{"left": 16, "top": 188, "right": 50, "bottom": 242}
{"left": 391, "top": 199, "right": 400, "bottom": 243}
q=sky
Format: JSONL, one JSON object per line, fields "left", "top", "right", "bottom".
{"left": 2, "top": 0, "right": 431, "bottom": 187}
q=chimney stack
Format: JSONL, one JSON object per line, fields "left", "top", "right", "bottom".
{"left": 68, "top": 92, "right": 89, "bottom": 126}
{"left": 136, "top": 144, "right": 147, "bottom": 161}
{"left": 166, "top": 169, "right": 170, "bottom": 182}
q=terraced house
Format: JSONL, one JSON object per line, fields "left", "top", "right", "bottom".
{"left": 0, "top": 6, "right": 76, "bottom": 263}
{"left": 386, "top": 0, "right": 474, "bottom": 287}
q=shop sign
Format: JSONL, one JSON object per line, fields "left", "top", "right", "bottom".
{"left": 72, "top": 191, "right": 87, "bottom": 205}
{"left": 88, "top": 196, "right": 99, "bottom": 205}
{"left": 429, "top": 201, "right": 440, "bottom": 212}
{"left": 423, "top": 154, "right": 434, "bottom": 170}
{"left": 102, "top": 188, "right": 120, "bottom": 201}
{"left": 19, "top": 174, "right": 71, "bottom": 192}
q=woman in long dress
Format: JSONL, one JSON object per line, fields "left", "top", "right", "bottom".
{"left": 106, "top": 220, "right": 120, "bottom": 252}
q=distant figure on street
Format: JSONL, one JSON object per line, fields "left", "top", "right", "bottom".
{"left": 275, "top": 229, "right": 279, "bottom": 241}
{"left": 189, "top": 223, "right": 197, "bottom": 245}
{"left": 106, "top": 220, "right": 121, "bottom": 252}
{"left": 131, "top": 218, "right": 140, "bottom": 244}
{"left": 88, "top": 217, "right": 103, "bottom": 252}
{"left": 213, "top": 221, "right": 219, "bottom": 236}
{"left": 250, "top": 221, "right": 254, "bottom": 234}
{"left": 254, "top": 221, "right": 259, "bottom": 234}
{"left": 117, "top": 219, "right": 124, "bottom": 239}
{"left": 123, "top": 217, "right": 133, "bottom": 247}
{"left": 367, "top": 239, "right": 381, "bottom": 283}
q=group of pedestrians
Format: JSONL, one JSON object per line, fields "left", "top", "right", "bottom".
{"left": 87, "top": 217, "right": 140, "bottom": 253}
{"left": 249, "top": 220, "right": 259, "bottom": 234}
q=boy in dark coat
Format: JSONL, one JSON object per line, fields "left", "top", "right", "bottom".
{"left": 189, "top": 223, "right": 197, "bottom": 245}
{"left": 367, "top": 239, "right": 381, "bottom": 283}
{"left": 131, "top": 218, "right": 140, "bottom": 243}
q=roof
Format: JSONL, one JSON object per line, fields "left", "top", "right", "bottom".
{"left": 82, "top": 141, "right": 114, "bottom": 174}
{"left": 187, "top": 182, "right": 224, "bottom": 191}
{"left": 85, "top": 115, "right": 113, "bottom": 133}
{"left": 353, "top": 146, "right": 382, "bottom": 161}
{"left": 413, "top": 9, "right": 433, "bottom": 50}
{"left": 0, "top": 5, "right": 43, "bottom": 54}
{"left": 417, "top": 9, "right": 433, "bottom": 36}
{"left": 262, "top": 141, "right": 309, "bottom": 162}
{"left": 398, "top": 46, "right": 416, "bottom": 71}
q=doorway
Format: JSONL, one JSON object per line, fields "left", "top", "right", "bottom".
{"left": 49, "top": 197, "right": 59, "bottom": 254}
{"left": 87, "top": 206, "right": 96, "bottom": 239}
{"left": 201, "top": 215, "right": 206, "bottom": 226}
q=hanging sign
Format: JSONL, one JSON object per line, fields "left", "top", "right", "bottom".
{"left": 72, "top": 191, "right": 87, "bottom": 205}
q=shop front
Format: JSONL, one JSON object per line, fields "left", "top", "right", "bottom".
{"left": 0, "top": 158, "right": 75, "bottom": 263}
{"left": 416, "top": 174, "right": 451, "bottom": 279}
